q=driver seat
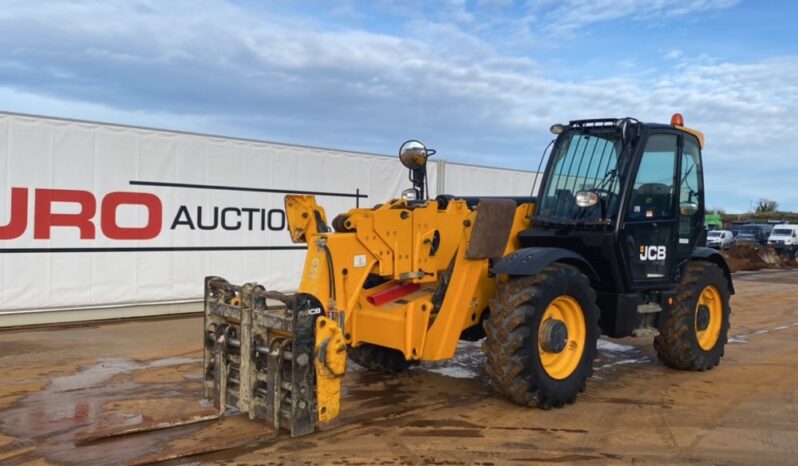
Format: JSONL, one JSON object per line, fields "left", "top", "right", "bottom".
{"left": 631, "top": 183, "right": 672, "bottom": 217}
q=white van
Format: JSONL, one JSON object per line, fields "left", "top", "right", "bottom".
{"left": 768, "top": 224, "right": 798, "bottom": 252}
{"left": 707, "top": 230, "right": 734, "bottom": 249}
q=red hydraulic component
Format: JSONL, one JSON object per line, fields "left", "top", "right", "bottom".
{"left": 366, "top": 282, "right": 421, "bottom": 306}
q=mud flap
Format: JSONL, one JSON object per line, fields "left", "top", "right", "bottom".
{"left": 465, "top": 199, "right": 517, "bottom": 260}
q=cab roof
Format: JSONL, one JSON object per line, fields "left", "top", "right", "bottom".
{"left": 568, "top": 117, "right": 705, "bottom": 149}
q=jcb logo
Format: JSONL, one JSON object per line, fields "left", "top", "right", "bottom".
{"left": 640, "top": 245, "right": 666, "bottom": 261}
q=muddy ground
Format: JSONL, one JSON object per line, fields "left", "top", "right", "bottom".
{"left": 720, "top": 243, "right": 796, "bottom": 273}
{"left": 1, "top": 269, "right": 797, "bottom": 465}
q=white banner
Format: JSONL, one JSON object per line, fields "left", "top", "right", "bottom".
{"left": 0, "top": 113, "right": 536, "bottom": 313}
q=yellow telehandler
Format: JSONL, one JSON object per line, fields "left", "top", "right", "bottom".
{"left": 198, "top": 113, "right": 732, "bottom": 436}
{"left": 79, "top": 114, "right": 733, "bottom": 457}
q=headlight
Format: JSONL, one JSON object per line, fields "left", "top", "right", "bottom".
{"left": 575, "top": 191, "right": 599, "bottom": 208}
{"left": 401, "top": 188, "right": 418, "bottom": 201}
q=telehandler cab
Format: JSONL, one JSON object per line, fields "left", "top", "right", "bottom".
{"left": 78, "top": 115, "right": 733, "bottom": 453}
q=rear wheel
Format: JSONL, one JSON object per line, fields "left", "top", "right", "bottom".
{"left": 483, "top": 263, "right": 600, "bottom": 408}
{"left": 347, "top": 343, "right": 415, "bottom": 374}
{"left": 654, "top": 261, "right": 731, "bottom": 370}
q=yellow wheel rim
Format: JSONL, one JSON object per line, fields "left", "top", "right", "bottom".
{"left": 538, "top": 296, "right": 586, "bottom": 380}
{"left": 695, "top": 285, "right": 722, "bottom": 351}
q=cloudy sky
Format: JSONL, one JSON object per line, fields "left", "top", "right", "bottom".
{"left": 1, "top": 0, "right": 796, "bottom": 211}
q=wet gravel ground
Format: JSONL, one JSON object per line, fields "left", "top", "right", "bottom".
{"left": 1, "top": 269, "right": 797, "bottom": 465}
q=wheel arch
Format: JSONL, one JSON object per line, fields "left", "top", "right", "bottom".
{"left": 690, "top": 247, "right": 735, "bottom": 294}
{"left": 492, "top": 247, "right": 599, "bottom": 283}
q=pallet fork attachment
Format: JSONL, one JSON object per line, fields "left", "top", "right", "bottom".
{"left": 203, "top": 277, "right": 345, "bottom": 435}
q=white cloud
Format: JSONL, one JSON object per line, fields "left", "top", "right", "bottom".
{"left": 538, "top": 0, "right": 740, "bottom": 37}
{"left": 0, "top": 0, "right": 794, "bottom": 210}
{"left": 665, "top": 49, "right": 684, "bottom": 60}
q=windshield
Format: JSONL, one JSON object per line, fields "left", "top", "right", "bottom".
{"left": 536, "top": 129, "right": 623, "bottom": 222}
{"left": 707, "top": 231, "right": 722, "bottom": 238}
{"left": 740, "top": 227, "right": 759, "bottom": 236}
{"left": 772, "top": 228, "right": 791, "bottom": 236}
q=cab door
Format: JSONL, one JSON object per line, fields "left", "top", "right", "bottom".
{"left": 619, "top": 132, "right": 679, "bottom": 288}
{"left": 674, "top": 135, "right": 704, "bottom": 265}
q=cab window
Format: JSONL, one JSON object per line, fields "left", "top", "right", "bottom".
{"left": 627, "top": 134, "right": 677, "bottom": 219}
{"left": 678, "top": 138, "right": 702, "bottom": 236}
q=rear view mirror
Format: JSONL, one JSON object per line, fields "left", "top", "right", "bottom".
{"left": 399, "top": 140, "right": 429, "bottom": 169}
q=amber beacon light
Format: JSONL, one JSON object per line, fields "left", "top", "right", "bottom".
{"left": 671, "top": 113, "right": 684, "bottom": 126}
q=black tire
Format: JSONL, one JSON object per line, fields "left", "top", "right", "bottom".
{"left": 654, "top": 261, "right": 731, "bottom": 371}
{"left": 347, "top": 343, "right": 416, "bottom": 374}
{"left": 483, "top": 263, "right": 600, "bottom": 409}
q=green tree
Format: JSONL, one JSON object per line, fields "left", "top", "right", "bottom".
{"left": 755, "top": 199, "right": 778, "bottom": 213}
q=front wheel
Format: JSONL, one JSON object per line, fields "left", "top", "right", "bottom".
{"left": 483, "top": 263, "right": 600, "bottom": 409}
{"left": 654, "top": 261, "right": 731, "bottom": 371}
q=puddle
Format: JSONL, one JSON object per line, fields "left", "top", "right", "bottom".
{"left": 427, "top": 365, "right": 479, "bottom": 379}
{"left": 595, "top": 358, "right": 649, "bottom": 371}
{"left": 729, "top": 322, "right": 798, "bottom": 344}
{"left": 411, "top": 338, "right": 645, "bottom": 379}
{"left": 597, "top": 339, "right": 637, "bottom": 354}
{"left": 593, "top": 338, "right": 647, "bottom": 373}
{"left": 0, "top": 356, "right": 204, "bottom": 465}
{"left": 423, "top": 341, "right": 484, "bottom": 379}
{"left": 47, "top": 357, "right": 194, "bottom": 393}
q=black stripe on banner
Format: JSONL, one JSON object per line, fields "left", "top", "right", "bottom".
{"left": 0, "top": 246, "right": 308, "bottom": 254}
{"left": 129, "top": 180, "right": 367, "bottom": 199}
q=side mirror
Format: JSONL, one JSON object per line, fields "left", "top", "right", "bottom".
{"left": 680, "top": 202, "right": 698, "bottom": 216}
{"left": 399, "top": 140, "right": 429, "bottom": 170}
{"left": 399, "top": 140, "right": 436, "bottom": 201}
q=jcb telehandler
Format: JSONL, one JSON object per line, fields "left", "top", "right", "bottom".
{"left": 196, "top": 113, "right": 732, "bottom": 436}
{"left": 79, "top": 115, "right": 733, "bottom": 454}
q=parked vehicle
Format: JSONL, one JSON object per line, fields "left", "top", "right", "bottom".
{"left": 736, "top": 224, "right": 774, "bottom": 246}
{"left": 705, "top": 213, "right": 722, "bottom": 231}
{"left": 768, "top": 225, "right": 798, "bottom": 253}
{"left": 728, "top": 222, "right": 750, "bottom": 238}
{"left": 707, "top": 230, "right": 734, "bottom": 249}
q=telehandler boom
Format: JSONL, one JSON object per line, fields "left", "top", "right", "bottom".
{"left": 79, "top": 115, "right": 733, "bottom": 458}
